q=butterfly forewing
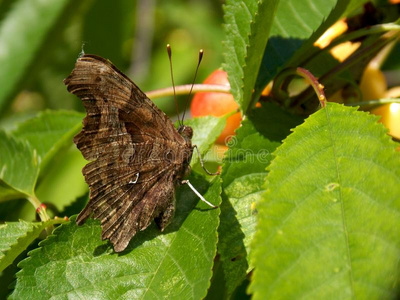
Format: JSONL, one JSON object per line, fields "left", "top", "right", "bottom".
{"left": 64, "top": 54, "right": 193, "bottom": 252}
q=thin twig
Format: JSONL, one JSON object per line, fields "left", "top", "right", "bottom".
{"left": 346, "top": 98, "right": 400, "bottom": 107}
{"left": 145, "top": 84, "right": 231, "bottom": 99}
{"left": 296, "top": 67, "right": 326, "bottom": 107}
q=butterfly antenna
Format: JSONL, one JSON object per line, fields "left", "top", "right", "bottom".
{"left": 181, "top": 49, "right": 203, "bottom": 124}
{"left": 167, "top": 44, "right": 182, "bottom": 127}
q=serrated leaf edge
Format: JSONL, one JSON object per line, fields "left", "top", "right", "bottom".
{"left": 249, "top": 103, "right": 400, "bottom": 297}
{"left": 0, "top": 219, "right": 63, "bottom": 273}
{"left": 222, "top": 1, "right": 260, "bottom": 110}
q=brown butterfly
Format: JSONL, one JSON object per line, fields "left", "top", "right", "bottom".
{"left": 64, "top": 54, "right": 214, "bottom": 252}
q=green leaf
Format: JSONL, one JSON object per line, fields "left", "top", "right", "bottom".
{"left": 11, "top": 176, "right": 221, "bottom": 300}
{"left": 12, "top": 110, "right": 84, "bottom": 169}
{"left": 0, "top": 131, "right": 39, "bottom": 197}
{"left": 217, "top": 104, "right": 303, "bottom": 296}
{"left": 223, "top": 0, "right": 280, "bottom": 112}
{"left": 255, "top": 0, "right": 347, "bottom": 94}
{"left": 250, "top": 103, "right": 400, "bottom": 299}
{"left": 0, "top": 219, "right": 64, "bottom": 273}
{"left": 181, "top": 115, "right": 227, "bottom": 167}
{"left": 10, "top": 110, "right": 87, "bottom": 213}
{"left": 0, "top": 181, "right": 23, "bottom": 203}
{"left": 0, "top": 0, "right": 87, "bottom": 114}
{"left": 35, "top": 146, "right": 87, "bottom": 213}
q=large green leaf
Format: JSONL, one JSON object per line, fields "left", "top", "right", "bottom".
{"left": 0, "top": 219, "right": 65, "bottom": 273}
{"left": 12, "top": 111, "right": 87, "bottom": 214}
{"left": 11, "top": 176, "right": 221, "bottom": 300}
{"left": 35, "top": 146, "right": 87, "bottom": 213}
{"left": 250, "top": 103, "right": 400, "bottom": 299}
{"left": 12, "top": 110, "right": 84, "bottom": 169}
{"left": 0, "top": 0, "right": 88, "bottom": 114}
{"left": 0, "top": 111, "right": 83, "bottom": 202}
{"left": 223, "top": 0, "right": 279, "bottom": 112}
{"left": 255, "top": 0, "right": 348, "bottom": 95}
{"left": 217, "top": 104, "right": 303, "bottom": 297}
{"left": 0, "top": 131, "right": 39, "bottom": 198}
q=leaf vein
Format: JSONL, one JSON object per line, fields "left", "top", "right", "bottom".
{"left": 307, "top": 1, "right": 323, "bottom": 19}
{"left": 181, "top": 227, "right": 209, "bottom": 261}
{"left": 139, "top": 234, "right": 179, "bottom": 300}
{"left": 325, "top": 108, "right": 355, "bottom": 297}
{"left": 287, "top": 2, "right": 312, "bottom": 32}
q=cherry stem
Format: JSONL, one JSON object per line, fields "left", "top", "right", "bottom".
{"left": 145, "top": 84, "right": 230, "bottom": 99}
{"left": 296, "top": 67, "right": 326, "bottom": 108}
{"left": 272, "top": 67, "right": 326, "bottom": 108}
{"left": 28, "top": 195, "right": 51, "bottom": 222}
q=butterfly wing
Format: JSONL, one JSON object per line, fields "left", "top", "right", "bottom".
{"left": 103, "top": 172, "right": 176, "bottom": 252}
{"left": 64, "top": 54, "right": 186, "bottom": 251}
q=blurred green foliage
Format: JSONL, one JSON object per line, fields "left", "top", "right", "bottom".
{"left": 0, "top": 0, "right": 224, "bottom": 127}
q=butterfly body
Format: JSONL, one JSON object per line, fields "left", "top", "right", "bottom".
{"left": 64, "top": 54, "right": 193, "bottom": 252}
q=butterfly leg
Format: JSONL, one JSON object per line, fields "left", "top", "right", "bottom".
{"left": 193, "top": 145, "right": 220, "bottom": 176}
{"left": 181, "top": 179, "right": 218, "bottom": 209}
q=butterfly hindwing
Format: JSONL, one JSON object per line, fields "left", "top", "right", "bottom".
{"left": 64, "top": 54, "right": 192, "bottom": 252}
{"left": 106, "top": 173, "right": 176, "bottom": 252}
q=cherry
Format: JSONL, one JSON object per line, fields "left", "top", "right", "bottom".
{"left": 191, "top": 69, "right": 241, "bottom": 144}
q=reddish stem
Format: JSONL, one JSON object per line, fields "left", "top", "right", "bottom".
{"left": 296, "top": 67, "right": 326, "bottom": 108}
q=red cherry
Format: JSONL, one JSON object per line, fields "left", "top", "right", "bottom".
{"left": 191, "top": 69, "right": 241, "bottom": 144}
